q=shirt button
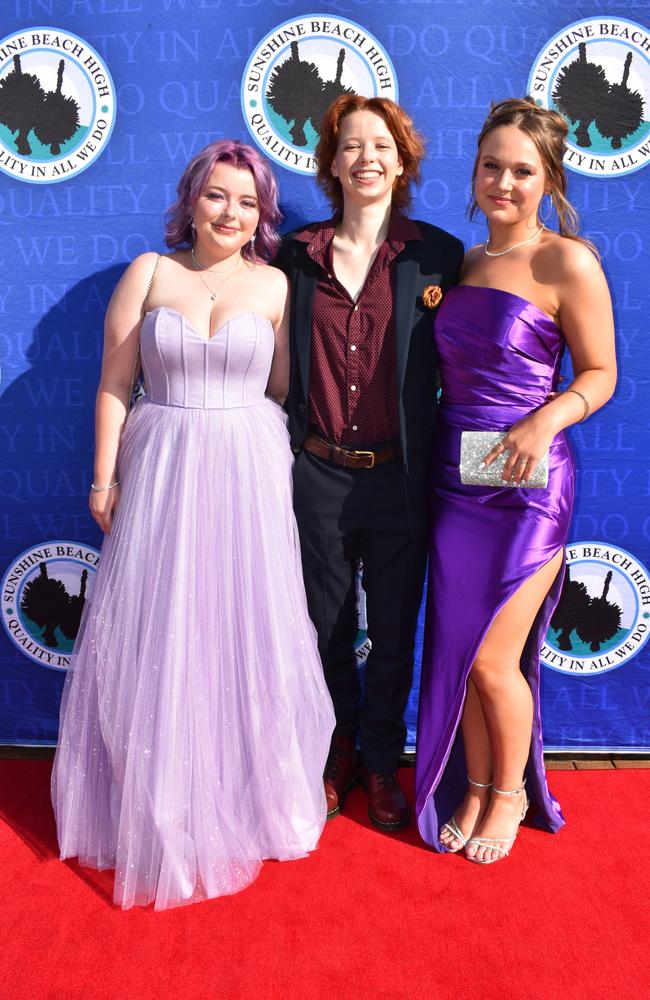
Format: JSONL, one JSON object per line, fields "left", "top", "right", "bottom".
{"left": 350, "top": 344, "right": 356, "bottom": 351}
{"left": 350, "top": 385, "right": 356, "bottom": 391}
{"left": 352, "top": 425, "right": 358, "bottom": 431}
{"left": 327, "top": 273, "right": 332, "bottom": 279}
{"left": 353, "top": 305, "right": 358, "bottom": 312}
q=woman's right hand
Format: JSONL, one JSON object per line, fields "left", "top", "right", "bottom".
{"left": 89, "top": 484, "right": 121, "bottom": 533}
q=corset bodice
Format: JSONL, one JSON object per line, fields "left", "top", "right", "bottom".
{"left": 140, "top": 308, "right": 274, "bottom": 409}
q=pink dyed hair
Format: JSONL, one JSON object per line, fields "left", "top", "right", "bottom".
{"left": 165, "top": 140, "right": 281, "bottom": 262}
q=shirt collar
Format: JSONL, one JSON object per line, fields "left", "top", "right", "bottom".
{"left": 387, "top": 212, "right": 423, "bottom": 249}
{"left": 293, "top": 212, "right": 423, "bottom": 261}
{"left": 294, "top": 218, "right": 337, "bottom": 260}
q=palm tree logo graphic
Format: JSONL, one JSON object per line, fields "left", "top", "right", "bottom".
{"left": 549, "top": 566, "right": 625, "bottom": 656}
{"left": 266, "top": 42, "right": 355, "bottom": 149}
{"left": 553, "top": 42, "right": 645, "bottom": 154}
{"left": 19, "top": 562, "right": 89, "bottom": 651}
{"left": 0, "top": 54, "right": 81, "bottom": 159}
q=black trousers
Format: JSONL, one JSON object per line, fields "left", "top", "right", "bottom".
{"left": 293, "top": 449, "right": 427, "bottom": 773}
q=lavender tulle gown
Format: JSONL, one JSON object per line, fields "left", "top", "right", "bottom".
{"left": 52, "top": 308, "right": 335, "bottom": 909}
{"left": 416, "top": 286, "right": 574, "bottom": 849}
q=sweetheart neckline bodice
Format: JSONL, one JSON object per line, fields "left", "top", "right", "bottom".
{"left": 143, "top": 306, "right": 274, "bottom": 342}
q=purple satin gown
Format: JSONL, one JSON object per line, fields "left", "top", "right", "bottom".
{"left": 52, "top": 308, "right": 335, "bottom": 909}
{"left": 415, "top": 285, "right": 574, "bottom": 849}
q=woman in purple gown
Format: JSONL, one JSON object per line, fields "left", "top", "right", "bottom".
{"left": 415, "top": 99, "right": 616, "bottom": 864}
{"left": 51, "top": 142, "right": 335, "bottom": 908}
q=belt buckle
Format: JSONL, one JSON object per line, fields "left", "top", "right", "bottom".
{"left": 353, "top": 449, "right": 375, "bottom": 469}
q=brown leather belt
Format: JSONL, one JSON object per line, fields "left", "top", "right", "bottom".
{"left": 302, "top": 433, "right": 401, "bottom": 470}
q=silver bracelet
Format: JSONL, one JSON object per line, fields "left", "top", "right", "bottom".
{"left": 90, "top": 480, "right": 119, "bottom": 492}
{"left": 565, "top": 388, "right": 590, "bottom": 422}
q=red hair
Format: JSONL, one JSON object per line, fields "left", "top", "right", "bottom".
{"left": 315, "top": 95, "right": 425, "bottom": 212}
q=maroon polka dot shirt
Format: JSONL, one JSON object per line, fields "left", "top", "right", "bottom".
{"left": 294, "top": 213, "right": 423, "bottom": 447}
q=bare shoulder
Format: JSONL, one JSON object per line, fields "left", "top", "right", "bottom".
{"left": 460, "top": 243, "right": 484, "bottom": 277}
{"left": 250, "top": 262, "right": 289, "bottom": 300}
{"left": 254, "top": 261, "right": 289, "bottom": 288}
{"left": 540, "top": 234, "right": 601, "bottom": 283}
{"left": 247, "top": 262, "right": 289, "bottom": 326}
{"left": 127, "top": 251, "right": 164, "bottom": 281}
{"left": 107, "top": 253, "right": 157, "bottom": 309}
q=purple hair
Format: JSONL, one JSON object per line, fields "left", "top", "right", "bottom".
{"left": 165, "top": 140, "right": 282, "bottom": 262}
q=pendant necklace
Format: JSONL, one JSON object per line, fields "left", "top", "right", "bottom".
{"left": 191, "top": 247, "right": 243, "bottom": 301}
{"left": 484, "top": 225, "right": 545, "bottom": 257}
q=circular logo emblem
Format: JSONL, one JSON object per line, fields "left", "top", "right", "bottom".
{"left": 241, "top": 14, "right": 398, "bottom": 175}
{"left": 528, "top": 17, "right": 650, "bottom": 177}
{"left": 542, "top": 542, "right": 650, "bottom": 674}
{"left": 1, "top": 541, "right": 100, "bottom": 670}
{"left": 0, "top": 26, "right": 116, "bottom": 184}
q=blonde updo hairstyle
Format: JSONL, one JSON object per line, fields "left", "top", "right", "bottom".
{"left": 469, "top": 97, "right": 597, "bottom": 255}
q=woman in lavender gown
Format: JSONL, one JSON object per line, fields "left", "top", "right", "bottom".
{"left": 52, "top": 141, "right": 335, "bottom": 909}
{"left": 415, "top": 99, "right": 616, "bottom": 864}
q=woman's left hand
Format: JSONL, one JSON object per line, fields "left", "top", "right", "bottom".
{"left": 482, "top": 411, "right": 557, "bottom": 485}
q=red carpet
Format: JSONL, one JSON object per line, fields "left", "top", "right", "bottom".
{"left": 0, "top": 760, "right": 647, "bottom": 1000}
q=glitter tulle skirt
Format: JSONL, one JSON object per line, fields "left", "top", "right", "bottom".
{"left": 51, "top": 386, "right": 335, "bottom": 910}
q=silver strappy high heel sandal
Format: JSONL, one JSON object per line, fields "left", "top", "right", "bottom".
{"left": 465, "top": 780, "right": 529, "bottom": 865}
{"left": 439, "top": 776, "right": 492, "bottom": 853}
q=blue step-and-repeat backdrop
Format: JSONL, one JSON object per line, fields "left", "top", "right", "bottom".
{"left": 1, "top": 1, "right": 649, "bottom": 751}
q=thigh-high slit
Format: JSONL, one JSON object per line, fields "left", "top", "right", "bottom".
{"left": 415, "top": 421, "right": 574, "bottom": 850}
{"left": 415, "top": 285, "right": 577, "bottom": 850}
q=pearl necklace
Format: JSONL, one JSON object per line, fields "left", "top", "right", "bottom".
{"left": 191, "top": 248, "right": 243, "bottom": 301}
{"left": 484, "top": 225, "right": 545, "bottom": 257}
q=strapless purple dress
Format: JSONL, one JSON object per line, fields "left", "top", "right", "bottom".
{"left": 415, "top": 285, "right": 574, "bottom": 849}
{"left": 52, "top": 308, "right": 335, "bottom": 909}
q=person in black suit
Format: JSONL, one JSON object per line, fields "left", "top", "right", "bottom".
{"left": 276, "top": 96, "right": 463, "bottom": 829}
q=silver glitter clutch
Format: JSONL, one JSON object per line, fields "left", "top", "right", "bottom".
{"left": 459, "top": 431, "right": 549, "bottom": 488}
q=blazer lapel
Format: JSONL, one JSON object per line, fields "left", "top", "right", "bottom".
{"left": 292, "top": 260, "right": 319, "bottom": 402}
{"left": 394, "top": 251, "right": 421, "bottom": 397}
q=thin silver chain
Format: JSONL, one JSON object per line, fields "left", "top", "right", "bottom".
{"left": 484, "top": 225, "right": 545, "bottom": 257}
{"left": 190, "top": 248, "right": 243, "bottom": 301}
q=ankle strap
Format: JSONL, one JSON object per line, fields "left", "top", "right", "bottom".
{"left": 467, "top": 776, "right": 492, "bottom": 789}
{"left": 492, "top": 780, "right": 526, "bottom": 797}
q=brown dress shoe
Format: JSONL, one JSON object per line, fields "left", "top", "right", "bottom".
{"left": 324, "top": 735, "right": 361, "bottom": 818}
{"left": 365, "top": 771, "right": 410, "bottom": 830}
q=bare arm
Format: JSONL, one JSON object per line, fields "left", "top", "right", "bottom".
{"left": 542, "top": 244, "right": 616, "bottom": 427}
{"left": 265, "top": 270, "right": 290, "bottom": 405}
{"left": 485, "top": 241, "right": 617, "bottom": 483}
{"left": 90, "top": 252, "right": 158, "bottom": 532}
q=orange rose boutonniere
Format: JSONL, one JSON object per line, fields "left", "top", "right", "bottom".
{"left": 422, "top": 285, "right": 443, "bottom": 309}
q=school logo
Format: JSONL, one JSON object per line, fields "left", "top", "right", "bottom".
{"left": 542, "top": 543, "right": 650, "bottom": 674}
{"left": 528, "top": 17, "right": 650, "bottom": 177}
{"left": 1, "top": 541, "right": 100, "bottom": 670}
{"left": 241, "top": 14, "right": 398, "bottom": 175}
{"left": 0, "top": 27, "right": 116, "bottom": 184}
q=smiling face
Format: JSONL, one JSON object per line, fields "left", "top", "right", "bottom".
{"left": 475, "top": 125, "right": 549, "bottom": 229}
{"left": 192, "top": 161, "right": 260, "bottom": 259}
{"left": 331, "top": 109, "right": 403, "bottom": 209}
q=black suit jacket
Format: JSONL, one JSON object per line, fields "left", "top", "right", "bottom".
{"left": 275, "top": 220, "right": 464, "bottom": 525}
